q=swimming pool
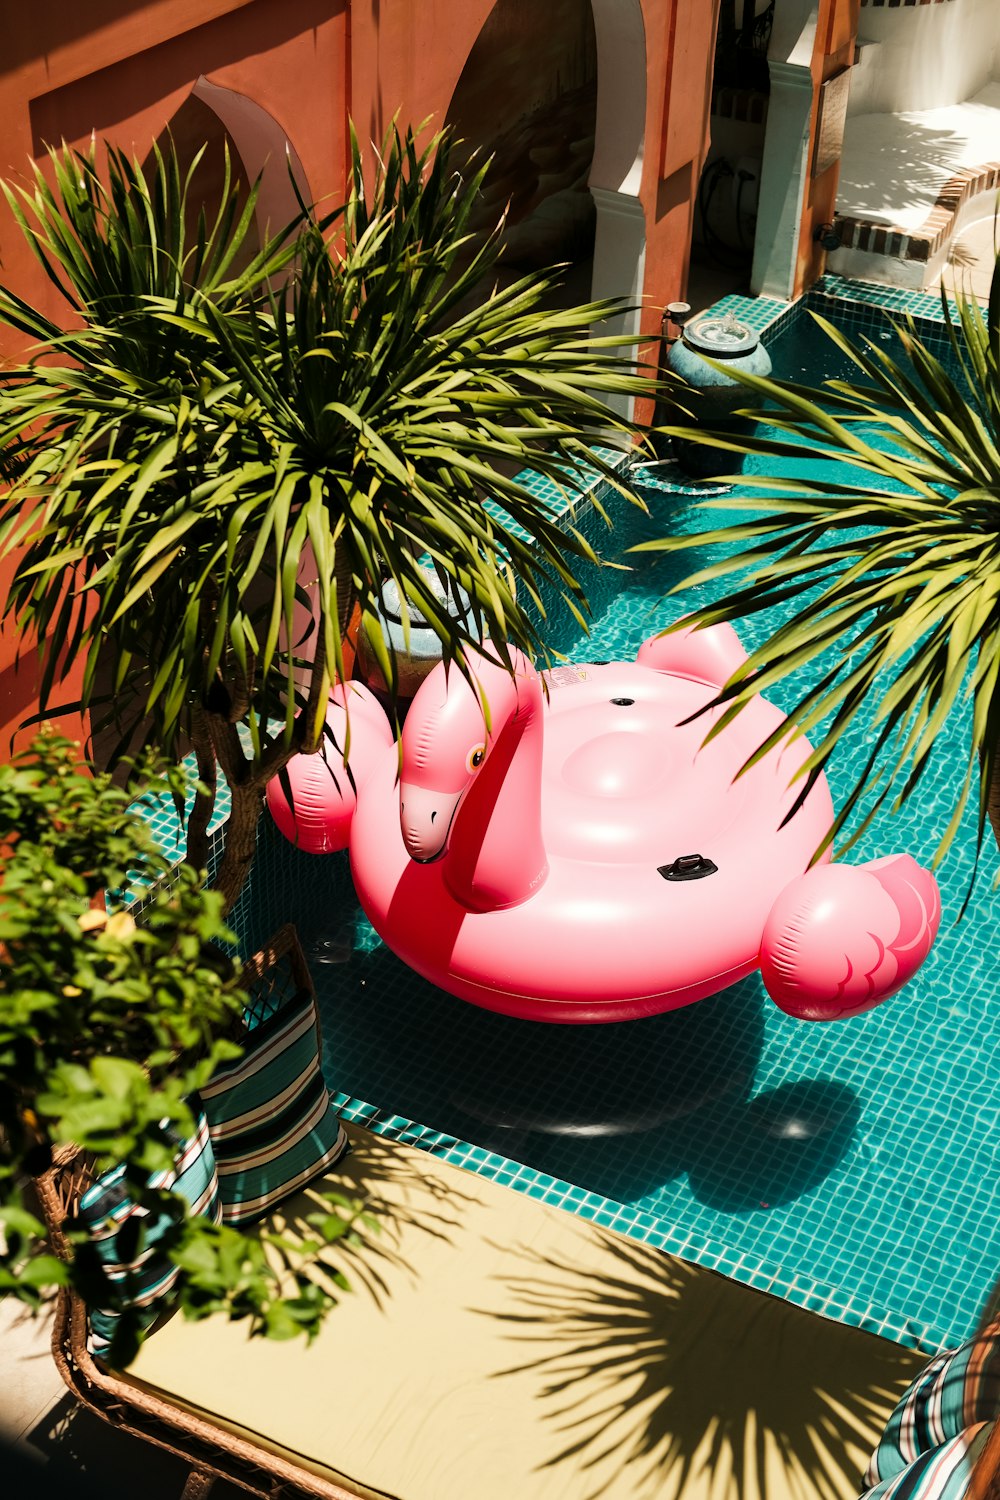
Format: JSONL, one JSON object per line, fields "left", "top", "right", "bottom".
{"left": 232, "top": 278, "right": 999, "bottom": 1356}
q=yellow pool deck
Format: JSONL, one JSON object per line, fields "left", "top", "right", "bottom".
{"left": 113, "top": 1123, "right": 924, "bottom": 1500}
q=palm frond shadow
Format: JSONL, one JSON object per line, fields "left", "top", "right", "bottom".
{"left": 948, "top": 240, "right": 980, "bottom": 270}
{"left": 270, "top": 1132, "right": 472, "bottom": 1311}
{"left": 482, "top": 1229, "right": 917, "bottom": 1500}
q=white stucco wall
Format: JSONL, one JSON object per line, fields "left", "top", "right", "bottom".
{"left": 848, "top": 0, "right": 1000, "bottom": 116}
{"left": 837, "top": 80, "right": 1000, "bottom": 232}
{"left": 750, "top": 0, "right": 818, "bottom": 299}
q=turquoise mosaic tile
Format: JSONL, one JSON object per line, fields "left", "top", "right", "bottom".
{"left": 678, "top": 291, "right": 808, "bottom": 357}
{"left": 230, "top": 744, "right": 990, "bottom": 1360}
{"left": 817, "top": 274, "right": 962, "bottom": 326}
{"left": 703, "top": 291, "right": 790, "bottom": 333}
{"left": 116, "top": 770, "right": 231, "bottom": 908}
{"left": 480, "top": 443, "right": 632, "bottom": 543}
{"left": 786, "top": 284, "right": 964, "bottom": 384}
{"left": 130, "top": 314, "right": 996, "bottom": 1358}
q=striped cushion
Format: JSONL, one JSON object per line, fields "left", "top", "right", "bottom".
{"left": 860, "top": 1424, "right": 994, "bottom": 1499}
{"left": 199, "top": 988, "right": 348, "bottom": 1225}
{"left": 864, "top": 1320, "right": 1000, "bottom": 1487}
{"left": 77, "top": 1109, "right": 221, "bottom": 1356}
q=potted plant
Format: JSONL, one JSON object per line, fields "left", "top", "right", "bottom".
{"left": 644, "top": 256, "right": 1000, "bottom": 877}
{"left": 0, "top": 125, "right": 660, "bottom": 910}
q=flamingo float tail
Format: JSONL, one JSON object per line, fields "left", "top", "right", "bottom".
{"left": 637, "top": 620, "right": 749, "bottom": 687}
{"left": 759, "top": 855, "right": 942, "bottom": 1021}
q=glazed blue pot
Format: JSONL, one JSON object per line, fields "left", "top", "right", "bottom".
{"left": 666, "top": 314, "right": 772, "bottom": 476}
{"left": 667, "top": 314, "right": 772, "bottom": 422}
{"left": 358, "top": 564, "right": 483, "bottom": 698}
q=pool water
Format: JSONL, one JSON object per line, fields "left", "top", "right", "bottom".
{"left": 235, "top": 294, "right": 999, "bottom": 1355}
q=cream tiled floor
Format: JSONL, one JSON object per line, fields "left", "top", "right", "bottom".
{"left": 937, "top": 212, "right": 998, "bottom": 302}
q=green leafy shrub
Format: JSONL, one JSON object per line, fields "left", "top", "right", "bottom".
{"left": 0, "top": 737, "right": 371, "bottom": 1364}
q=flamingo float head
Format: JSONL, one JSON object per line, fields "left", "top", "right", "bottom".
{"left": 399, "top": 649, "right": 531, "bottom": 863}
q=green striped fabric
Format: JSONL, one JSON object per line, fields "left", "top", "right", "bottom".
{"left": 861, "top": 1320, "right": 1000, "bottom": 1498}
{"left": 77, "top": 1109, "right": 221, "bottom": 1356}
{"left": 860, "top": 1426, "right": 993, "bottom": 1499}
{"left": 200, "top": 988, "right": 348, "bottom": 1225}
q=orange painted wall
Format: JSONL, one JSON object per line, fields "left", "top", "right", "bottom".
{"left": 1, "top": 1, "right": 348, "bottom": 345}
{"left": 651, "top": 0, "right": 720, "bottom": 340}
{"left": 2, "top": 0, "right": 720, "bottom": 367}
{"left": 0, "top": 0, "right": 349, "bottom": 751}
{"left": 347, "top": 0, "right": 719, "bottom": 352}
{"left": 0, "top": 0, "right": 722, "bottom": 751}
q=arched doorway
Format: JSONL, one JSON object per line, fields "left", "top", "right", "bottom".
{"left": 191, "top": 77, "right": 311, "bottom": 243}
{"left": 92, "top": 84, "right": 311, "bottom": 773}
{"left": 689, "top": 0, "right": 775, "bottom": 308}
{"left": 445, "top": 0, "right": 646, "bottom": 337}
{"left": 138, "top": 80, "right": 311, "bottom": 266}
{"left": 588, "top": 0, "right": 647, "bottom": 359}
{"left": 137, "top": 91, "right": 262, "bottom": 281}
{"left": 446, "top": 0, "right": 600, "bottom": 309}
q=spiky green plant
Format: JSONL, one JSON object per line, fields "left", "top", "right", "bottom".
{"left": 0, "top": 137, "right": 306, "bottom": 897}
{"left": 0, "top": 125, "right": 657, "bottom": 909}
{"left": 641, "top": 255, "right": 1000, "bottom": 882}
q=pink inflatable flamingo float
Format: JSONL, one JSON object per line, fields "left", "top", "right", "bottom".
{"left": 270, "top": 623, "right": 941, "bottom": 1023}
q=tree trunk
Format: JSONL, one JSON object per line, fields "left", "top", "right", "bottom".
{"left": 208, "top": 727, "right": 303, "bottom": 916}
{"left": 982, "top": 743, "right": 1000, "bottom": 859}
{"left": 201, "top": 555, "right": 359, "bottom": 914}
{"left": 186, "top": 708, "right": 218, "bottom": 872}
{"left": 211, "top": 779, "right": 267, "bottom": 915}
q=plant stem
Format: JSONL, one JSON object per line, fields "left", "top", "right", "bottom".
{"left": 983, "top": 741, "right": 1000, "bottom": 860}
{"left": 212, "top": 779, "right": 266, "bottom": 915}
{"left": 186, "top": 707, "right": 218, "bottom": 872}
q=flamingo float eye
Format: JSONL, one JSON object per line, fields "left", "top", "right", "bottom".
{"left": 466, "top": 744, "right": 486, "bottom": 773}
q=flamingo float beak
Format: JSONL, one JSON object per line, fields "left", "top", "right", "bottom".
{"left": 399, "top": 782, "right": 463, "bottom": 863}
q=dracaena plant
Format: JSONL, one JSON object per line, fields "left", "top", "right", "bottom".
{"left": 642, "top": 253, "right": 1000, "bottom": 887}
{"left": 0, "top": 737, "right": 371, "bottom": 1365}
{"left": 0, "top": 124, "right": 657, "bottom": 911}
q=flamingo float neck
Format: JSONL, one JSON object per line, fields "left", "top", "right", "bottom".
{"left": 399, "top": 651, "right": 548, "bottom": 912}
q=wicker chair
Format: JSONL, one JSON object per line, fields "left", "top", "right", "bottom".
{"left": 32, "top": 925, "right": 361, "bottom": 1500}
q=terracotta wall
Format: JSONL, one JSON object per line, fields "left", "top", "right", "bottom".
{"left": 2, "top": 0, "right": 720, "bottom": 371}
{"left": 653, "top": 0, "right": 720, "bottom": 328}
{"left": 0, "top": 0, "right": 722, "bottom": 748}
{"left": 0, "top": 0, "right": 349, "bottom": 749}
{"left": 1, "top": 1, "right": 349, "bottom": 351}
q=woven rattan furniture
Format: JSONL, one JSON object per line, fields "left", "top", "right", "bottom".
{"left": 31, "top": 926, "right": 1000, "bottom": 1500}
{"left": 34, "top": 924, "right": 360, "bottom": 1499}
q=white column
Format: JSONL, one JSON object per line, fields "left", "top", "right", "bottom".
{"left": 589, "top": 187, "right": 647, "bottom": 418}
{"left": 750, "top": 2, "right": 819, "bottom": 299}
{"left": 588, "top": 0, "right": 648, "bottom": 418}
{"left": 590, "top": 186, "right": 647, "bottom": 335}
{"left": 590, "top": 0, "right": 647, "bottom": 196}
